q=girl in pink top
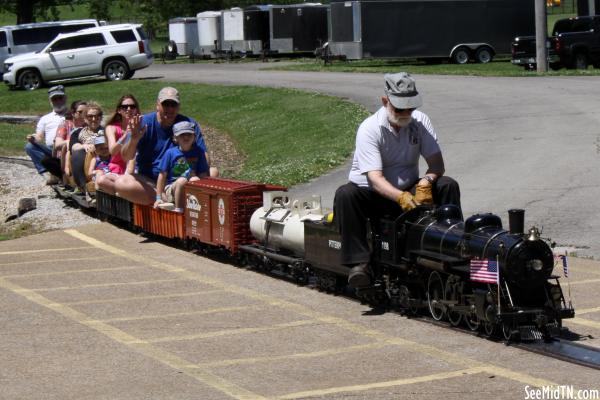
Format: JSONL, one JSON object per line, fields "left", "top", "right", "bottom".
{"left": 96, "top": 94, "right": 140, "bottom": 194}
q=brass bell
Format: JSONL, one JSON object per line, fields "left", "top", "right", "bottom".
{"left": 527, "top": 226, "right": 541, "bottom": 241}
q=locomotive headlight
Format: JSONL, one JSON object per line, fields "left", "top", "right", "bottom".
{"left": 527, "top": 259, "right": 543, "bottom": 271}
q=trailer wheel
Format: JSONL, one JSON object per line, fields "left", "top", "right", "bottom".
{"left": 474, "top": 46, "right": 493, "bottom": 64}
{"left": 451, "top": 47, "right": 470, "bottom": 64}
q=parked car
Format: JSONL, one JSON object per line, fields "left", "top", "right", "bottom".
{"left": 3, "top": 23, "right": 153, "bottom": 90}
{"left": 511, "top": 15, "right": 600, "bottom": 70}
{"left": 0, "top": 19, "right": 102, "bottom": 79}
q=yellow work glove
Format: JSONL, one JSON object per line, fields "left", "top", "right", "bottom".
{"left": 414, "top": 184, "right": 433, "bottom": 205}
{"left": 397, "top": 191, "right": 418, "bottom": 211}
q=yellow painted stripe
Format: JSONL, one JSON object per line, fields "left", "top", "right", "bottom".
{"left": 0, "top": 277, "right": 266, "bottom": 400}
{"left": 200, "top": 341, "right": 392, "bottom": 368}
{"left": 1, "top": 266, "right": 144, "bottom": 279}
{"left": 35, "top": 278, "right": 187, "bottom": 292}
{"left": 569, "top": 278, "right": 600, "bottom": 286}
{"left": 99, "top": 305, "right": 265, "bottom": 323}
{"left": 0, "top": 255, "right": 113, "bottom": 267}
{"left": 568, "top": 317, "right": 600, "bottom": 330}
{"left": 0, "top": 265, "right": 146, "bottom": 278}
{"left": 63, "top": 289, "right": 224, "bottom": 305}
{"left": 0, "top": 246, "right": 93, "bottom": 255}
{"left": 144, "top": 319, "right": 318, "bottom": 344}
{"left": 575, "top": 306, "right": 600, "bottom": 315}
{"left": 63, "top": 229, "right": 558, "bottom": 389}
{"left": 277, "top": 367, "right": 486, "bottom": 400}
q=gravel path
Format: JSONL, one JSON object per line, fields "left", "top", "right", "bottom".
{"left": 0, "top": 161, "right": 98, "bottom": 237}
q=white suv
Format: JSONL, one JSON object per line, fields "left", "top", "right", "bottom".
{"left": 3, "top": 23, "right": 153, "bottom": 90}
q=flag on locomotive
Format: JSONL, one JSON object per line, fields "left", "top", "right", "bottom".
{"left": 469, "top": 258, "right": 499, "bottom": 284}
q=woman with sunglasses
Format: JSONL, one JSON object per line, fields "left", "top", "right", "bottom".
{"left": 68, "top": 101, "right": 105, "bottom": 195}
{"left": 96, "top": 94, "right": 140, "bottom": 194}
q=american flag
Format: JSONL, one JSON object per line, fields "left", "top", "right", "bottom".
{"left": 470, "top": 258, "right": 499, "bottom": 284}
{"left": 559, "top": 254, "right": 569, "bottom": 278}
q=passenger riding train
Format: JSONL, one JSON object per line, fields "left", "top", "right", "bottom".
{"left": 56, "top": 176, "right": 575, "bottom": 341}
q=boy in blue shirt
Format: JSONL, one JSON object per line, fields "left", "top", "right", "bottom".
{"left": 154, "top": 121, "right": 209, "bottom": 212}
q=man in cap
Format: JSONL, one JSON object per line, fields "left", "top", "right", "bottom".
{"left": 115, "top": 86, "right": 214, "bottom": 204}
{"left": 333, "top": 72, "right": 462, "bottom": 288}
{"left": 25, "top": 85, "right": 67, "bottom": 184}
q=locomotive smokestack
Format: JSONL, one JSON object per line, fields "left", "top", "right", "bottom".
{"left": 508, "top": 209, "right": 525, "bottom": 235}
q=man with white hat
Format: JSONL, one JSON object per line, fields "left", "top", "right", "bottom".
{"left": 25, "top": 85, "right": 67, "bottom": 184}
{"left": 115, "top": 86, "right": 214, "bottom": 204}
{"left": 333, "top": 72, "right": 462, "bottom": 288}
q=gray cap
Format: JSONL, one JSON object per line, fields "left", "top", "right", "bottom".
{"left": 48, "top": 85, "right": 65, "bottom": 99}
{"left": 94, "top": 136, "right": 106, "bottom": 145}
{"left": 158, "top": 86, "right": 180, "bottom": 104}
{"left": 173, "top": 121, "right": 196, "bottom": 137}
{"left": 384, "top": 72, "right": 422, "bottom": 109}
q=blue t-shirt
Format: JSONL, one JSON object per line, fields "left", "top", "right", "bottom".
{"left": 158, "top": 145, "right": 209, "bottom": 184}
{"left": 136, "top": 112, "right": 207, "bottom": 180}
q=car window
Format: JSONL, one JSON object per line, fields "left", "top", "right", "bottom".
{"left": 110, "top": 29, "right": 136, "bottom": 43}
{"left": 0, "top": 31, "right": 6, "bottom": 47}
{"left": 136, "top": 27, "right": 148, "bottom": 40}
{"left": 50, "top": 33, "right": 106, "bottom": 51}
{"left": 11, "top": 24, "right": 98, "bottom": 46}
{"left": 553, "top": 19, "right": 592, "bottom": 35}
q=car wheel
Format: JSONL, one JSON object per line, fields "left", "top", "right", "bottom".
{"left": 549, "top": 62, "right": 562, "bottom": 71}
{"left": 451, "top": 47, "right": 470, "bottom": 64}
{"left": 104, "top": 60, "right": 129, "bottom": 81}
{"left": 474, "top": 46, "right": 493, "bottom": 63}
{"left": 573, "top": 53, "right": 588, "bottom": 69}
{"left": 18, "top": 69, "right": 42, "bottom": 90}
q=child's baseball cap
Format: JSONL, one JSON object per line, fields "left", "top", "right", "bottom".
{"left": 173, "top": 121, "right": 196, "bottom": 137}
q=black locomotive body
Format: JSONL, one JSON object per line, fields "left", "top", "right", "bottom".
{"left": 304, "top": 205, "right": 574, "bottom": 340}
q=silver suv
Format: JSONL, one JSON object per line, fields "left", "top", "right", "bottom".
{"left": 3, "top": 23, "right": 153, "bottom": 90}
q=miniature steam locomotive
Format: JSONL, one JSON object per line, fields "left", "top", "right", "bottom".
{"left": 87, "top": 177, "right": 574, "bottom": 341}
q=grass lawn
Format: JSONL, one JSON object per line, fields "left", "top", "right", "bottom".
{"left": 0, "top": 123, "right": 33, "bottom": 156}
{"left": 0, "top": 80, "right": 368, "bottom": 187}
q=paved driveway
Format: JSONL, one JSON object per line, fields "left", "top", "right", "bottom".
{"left": 136, "top": 63, "right": 600, "bottom": 258}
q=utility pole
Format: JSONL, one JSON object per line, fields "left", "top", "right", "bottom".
{"left": 535, "top": 0, "right": 548, "bottom": 73}
{"left": 589, "top": 0, "right": 596, "bottom": 16}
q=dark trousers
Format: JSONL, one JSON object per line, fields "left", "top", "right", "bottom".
{"left": 333, "top": 176, "right": 462, "bottom": 265}
{"left": 71, "top": 149, "right": 88, "bottom": 190}
{"left": 40, "top": 156, "right": 62, "bottom": 178}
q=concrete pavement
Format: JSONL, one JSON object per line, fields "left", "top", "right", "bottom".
{"left": 1, "top": 223, "right": 599, "bottom": 399}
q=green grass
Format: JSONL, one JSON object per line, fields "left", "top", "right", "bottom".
{"left": 0, "top": 80, "right": 368, "bottom": 187}
{"left": 266, "top": 57, "right": 600, "bottom": 76}
{"left": 0, "top": 123, "right": 33, "bottom": 156}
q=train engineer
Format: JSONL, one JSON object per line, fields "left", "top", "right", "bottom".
{"left": 154, "top": 121, "right": 209, "bottom": 213}
{"left": 333, "top": 72, "right": 462, "bottom": 289}
{"left": 114, "top": 87, "right": 214, "bottom": 205}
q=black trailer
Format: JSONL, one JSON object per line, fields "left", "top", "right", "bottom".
{"left": 270, "top": 3, "right": 329, "bottom": 54}
{"left": 328, "top": 0, "right": 535, "bottom": 63}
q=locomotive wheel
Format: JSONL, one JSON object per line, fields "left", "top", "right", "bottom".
{"left": 444, "top": 275, "right": 462, "bottom": 326}
{"left": 483, "top": 321, "right": 498, "bottom": 338}
{"left": 427, "top": 271, "right": 446, "bottom": 321}
{"left": 502, "top": 323, "right": 514, "bottom": 341}
{"left": 465, "top": 313, "right": 480, "bottom": 331}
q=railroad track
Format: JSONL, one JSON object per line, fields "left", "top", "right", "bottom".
{"left": 0, "top": 156, "right": 34, "bottom": 168}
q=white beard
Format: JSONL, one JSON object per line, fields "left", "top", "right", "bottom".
{"left": 387, "top": 109, "right": 412, "bottom": 128}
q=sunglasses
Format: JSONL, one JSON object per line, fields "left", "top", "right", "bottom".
{"left": 119, "top": 104, "right": 137, "bottom": 110}
{"left": 86, "top": 114, "right": 102, "bottom": 119}
{"left": 389, "top": 105, "right": 415, "bottom": 114}
{"left": 161, "top": 100, "right": 179, "bottom": 108}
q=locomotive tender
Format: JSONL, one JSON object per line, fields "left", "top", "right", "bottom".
{"left": 92, "top": 177, "right": 574, "bottom": 341}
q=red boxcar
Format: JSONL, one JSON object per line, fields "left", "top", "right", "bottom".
{"left": 184, "top": 177, "right": 286, "bottom": 254}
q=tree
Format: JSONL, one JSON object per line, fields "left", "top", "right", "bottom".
{"left": 0, "top": 0, "right": 61, "bottom": 24}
